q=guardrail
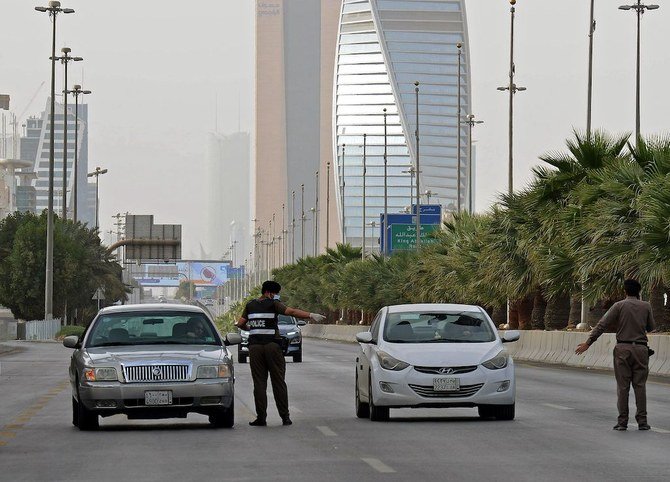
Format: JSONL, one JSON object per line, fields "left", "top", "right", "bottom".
{"left": 301, "top": 325, "right": 670, "bottom": 377}
{"left": 24, "top": 319, "right": 61, "bottom": 341}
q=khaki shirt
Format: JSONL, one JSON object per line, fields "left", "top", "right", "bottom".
{"left": 587, "top": 296, "right": 655, "bottom": 345}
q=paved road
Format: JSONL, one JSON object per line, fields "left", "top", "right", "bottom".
{"left": 0, "top": 339, "right": 669, "bottom": 482}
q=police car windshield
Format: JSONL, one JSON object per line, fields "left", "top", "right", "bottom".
{"left": 278, "top": 315, "right": 296, "bottom": 326}
{"left": 86, "top": 312, "right": 221, "bottom": 347}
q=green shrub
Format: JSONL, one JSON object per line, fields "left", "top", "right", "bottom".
{"left": 56, "top": 325, "right": 85, "bottom": 339}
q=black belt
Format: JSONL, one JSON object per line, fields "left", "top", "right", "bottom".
{"left": 617, "top": 340, "right": 647, "bottom": 346}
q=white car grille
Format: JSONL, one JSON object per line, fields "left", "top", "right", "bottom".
{"left": 408, "top": 383, "right": 484, "bottom": 398}
{"left": 123, "top": 364, "right": 190, "bottom": 383}
{"left": 414, "top": 365, "right": 478, "bottom": 375}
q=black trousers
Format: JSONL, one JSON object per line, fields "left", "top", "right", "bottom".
{"left": 249, "top": 342, "right": 289, "bottom": 420}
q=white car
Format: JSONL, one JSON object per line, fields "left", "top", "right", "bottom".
{"left": 355, "top": 304, "right": 519, "bottom": 421}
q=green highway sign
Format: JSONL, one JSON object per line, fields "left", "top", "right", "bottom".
{"left": 390, "top": 223, "right": 440, "bottom": 250}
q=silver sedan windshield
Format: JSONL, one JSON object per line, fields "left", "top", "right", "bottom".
{"left": 86, "top": 311, "right": 221, "bottom": 347}
{"left": 383, "top": 312, "right": 496, "bottom": 343}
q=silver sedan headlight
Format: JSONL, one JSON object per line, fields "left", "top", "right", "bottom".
{"left": 482, "top": 350, "right": 508, "bottom": 370}
{"left": 197, "top": 364, "right": 232, "bottom": 379}
{"left": 83, "top": 367, "right": 118, "bottom": 382}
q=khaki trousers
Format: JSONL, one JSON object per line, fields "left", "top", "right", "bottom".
{"left": 249, "top": 342, "right": 289, "bottom": 421}
{"left": 613, "top": 344, "right": 649, "bottom": 426}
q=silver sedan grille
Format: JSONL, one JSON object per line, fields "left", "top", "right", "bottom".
{"left": 123, "top": 364, "right": 190, "bottom": 383}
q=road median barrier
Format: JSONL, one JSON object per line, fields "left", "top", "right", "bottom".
{"left": 302, "top": 325, "right": 670, "bottom": 377}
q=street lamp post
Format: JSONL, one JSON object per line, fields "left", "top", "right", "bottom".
{"left": 456, "top": 43, "right": 463, "bottom": 212}
{"left": 66, "top": 84, "right": 91, "bottom": 223}
{"left": 414, "top": 82, "right": 421, "bottom": 249}
{"left": 52, "top": 46, "right": 82, "bottom": 219}
{"left": 281, "top": 203, "right": 285, "bottom": 266}
{"left": 619, "top": 0, "right": 659, "bottom": 144}
{"left": 340, "top": 144, "right": 346, "bottom": 245}
{"left": 314, "top": 170, "right": 319, "bottom": 256}
{"left": 310, "top": 207, "right": 317, "bottom": 256}
{"left": 87, "top": 166, "right": 108, "bottom": 230}
{"left": 362, "top": 134, "right": 367, "bottom": 260}
{"left": 383, "top": 108, "right": 388, "bottom": 256}
{"left": 291, "top": 190, "right": 296, "bottom": 262}
{"left": 35, "top": 0, "right": 75, "bottom": 319}
{"left": 300, "top": 184, "right": 305, "bottom": 259}
{"left": 464, "top": 114, "right": 483, "bottom": 213}
{"left": 326, "top": 161, "right": 331, "bottom": 250}
{"left": 586, "top": 0, "right": 596, "bottom": 138}
{"left": 497, "top": 0, "right": 526, "bottom": 197}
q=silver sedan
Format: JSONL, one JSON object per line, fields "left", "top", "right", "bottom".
{"left": 63, "top": 304, "right": 241, "bottom": 430}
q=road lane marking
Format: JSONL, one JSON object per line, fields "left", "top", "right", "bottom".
{"left": 542, "top": 403, "right": 574, "bottom": 410}
{"left": 651, "top": 427, "right": 670, "bottom": 434}
{"left": 316, "top": 425, "right": 337, "bottom": 437}
{"left": 362, "top": 458, "right": 395, "bottom": 474}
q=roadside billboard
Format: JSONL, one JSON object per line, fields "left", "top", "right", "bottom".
{"left": 131, "top": 261, "right": 229, "bottom": 287}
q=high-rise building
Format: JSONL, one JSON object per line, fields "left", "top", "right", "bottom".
{"left": 333, "top": 0, "right": 471, "bottom": 249}
{"left": 254, "top": 0, "right": 342, "bottom": 262}
{"left": 206, "top": 131, "right": 251, "bottom": 265}
{"left": 22, "top": 99, "right": 93, "bottom": 225}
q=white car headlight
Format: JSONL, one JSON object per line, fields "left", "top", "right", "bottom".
{"left": 197, "top": 364, "right": 232, "bottom": 379}
{"left": 376, "top": 351, "right": 410, "bottom": 371}
{"left": 84, "top": 367, "right": 117, "bottom": 382}
{"left": 482, "top": 351, "right": 508, "bottom": 370}
{"left": 286, "top": 331, "right": 298, "bottom": 336}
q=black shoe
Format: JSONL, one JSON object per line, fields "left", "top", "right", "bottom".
{"left": 249, "top": 419, "right": 267, "bottom": 426}
{"left": 639, "top": 424, "right": 651, "bottom": 431}
{"left": 612, "top": 424, "right": 627, "bottom": 431}
{"left": 282, "top": 417, "right": 293, "bottom": 426}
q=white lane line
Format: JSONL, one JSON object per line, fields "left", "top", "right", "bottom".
{"left": 316, "top": 425, "right": 337, "bottom": 437}
{"left": 542, "top": 403, "right": 574, "bottom": 410}
{"left": 651, "top": 427, "right": 670, "bottom": 434}
{"left": 362, "top": 458, "right": 395, "bottom": 474}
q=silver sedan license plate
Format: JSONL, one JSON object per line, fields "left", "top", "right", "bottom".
{"left": 145, "top": 390, "right": 173, "bottom": 406}
{"left": 433, "top": 377, "right": 460, "bottom": 392}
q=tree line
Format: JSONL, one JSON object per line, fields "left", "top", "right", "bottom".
{"left": 271, "top": 131, "right": 670, "bottom": 332}
{"left": 0, "top": 211, "right": 127, "bottom": 322}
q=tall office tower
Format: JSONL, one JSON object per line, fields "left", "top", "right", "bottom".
{"left": 206, "top": 131, "right": 251, "bottom": 265}
{"left": 254, "top": 0, "right": 341, "bottom": 262}
{"left": 25, "top": 98, "right": 93, "bottom": 225}
{"left": 333, "top": 0, "right": 471, "bottom": 249}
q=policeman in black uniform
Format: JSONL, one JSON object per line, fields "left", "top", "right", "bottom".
{"left": 236, "top": 280, "right": 325, "bottom": 426}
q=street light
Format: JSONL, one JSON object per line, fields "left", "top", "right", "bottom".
{"left": 456, "top": 42, "right": 463, "bottom": 212}
{"left": 310, "top": 207, "right": 317, "bottom": 256}
{"left": 87, "top": 166, "right": 108, "bottom": 230}
{"left": 35, "top": 0, "right": 75, "bottom": 319}
{"left": 340, "top": 144, "right": 346, "bottom": 245}
{"left": 291, "top": 190, "right": 296, "bottom": 262}
{"left": 464, "top": 114, "right": 483, "bottom": 213}
{"left": 383, "top": 108, "right": 388, "bottom": 256}
{"left": 362, "top": 133, "right": 367, "bottom": 260}
{"left": 619, "top": 0, "right": 659, "bottom": 144}
{"left": 300, "top": 184, "right": 305, "bottom": 259}
{"left": 414, "top": 81, "right": 421, "bottom": 249}
{"left": 497, "top": 0, "right": 526, "bottom": 197}
{"left": 65, "top": 83, "right": 90, "bottom": 223}
{"left": 586, "top": 0, "right": 596, "bottom": 138}
{"left": 52, "top": 46, "right": 82, "bottom": 219}
{"left": 326, "top": 161, "right": 331, "bottom": 250}
{"left": 314, "top": 170, "right": 319, "bottom": 256}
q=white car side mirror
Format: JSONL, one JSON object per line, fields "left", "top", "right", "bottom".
{"left": 356, "top": 332, "right": 373, "bottom": 344}
{"left": 501, "top": 330, "right": 520, "bottom": 343}
{"left": 225, "top": 333, "right": 242, "bottom": 346}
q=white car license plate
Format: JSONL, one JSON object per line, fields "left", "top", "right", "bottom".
{"left": 145, "top": 391, "right": 173, "bottom": 406}
{"left": 433, "top": 377, "right": 460, "bottom": 392}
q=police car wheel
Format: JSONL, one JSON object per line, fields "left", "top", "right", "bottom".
{"left": 238, "top": 355, "right": 247, "bottom": 364}
{"left": 209, "top": 401, "right": 235, "bottom": 428}
{"left": 292, "top": 353, "right": 302, "bottom": 363}
{"left": 355, "top": 371, "right": 370, "bottom": 419}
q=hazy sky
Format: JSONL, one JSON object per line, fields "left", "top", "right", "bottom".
{"left": 2, "top": 1, "right": 669, "bottom": 258}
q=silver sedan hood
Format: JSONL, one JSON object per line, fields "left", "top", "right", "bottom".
{"left": 84, "top": 345, "right": 227, "bottom": 365}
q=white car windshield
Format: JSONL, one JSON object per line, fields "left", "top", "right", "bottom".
{"left": 278, "top": 315, "right": 297, "bottom": 326}
{"left": 86, "top": 311, "right": 221, "bottom": 347}
{"left": 383, "top": 311, "right": 496, "bottom": 343}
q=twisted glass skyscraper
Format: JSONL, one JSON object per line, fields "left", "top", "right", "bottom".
{"left": 334, "top": 0, "right": 471, "bottom": 249}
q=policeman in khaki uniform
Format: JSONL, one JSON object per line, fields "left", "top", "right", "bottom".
{"left": 576, "top": 279, "right": 656, "bottom": 431}
{"left": 236, "top": 280, "right": 326, "bottom": 426}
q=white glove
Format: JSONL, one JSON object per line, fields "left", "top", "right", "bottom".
{"left": 309, "top": 313, "right": 326, "bottom": 323}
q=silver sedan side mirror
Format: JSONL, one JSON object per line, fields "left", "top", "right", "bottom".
{"left": 225, "top": 333, "right": 242, "bottom": 346}
{"left": 63, "top": 335, "right": 79, "bottom": 348}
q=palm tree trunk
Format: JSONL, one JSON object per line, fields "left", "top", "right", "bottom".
{"left": 508, "top": 302, "right": 519, "bottom": 329}
{"left": 587, "top": 301, "right": 608, "bottom": 326}
{"left": 544, "top": 294, "right": 571, "bottom": 330}
{"left": 517, "top": 294, "right": 534, "bottom": 330}
{"left": 567, "top": 292, "right": 582, "bottom": 329}
{"left": 491, "top": 305, "right": 507, "bottom": 327}
{"left": 531, "top": 290, "right": 547, "bottom": 330}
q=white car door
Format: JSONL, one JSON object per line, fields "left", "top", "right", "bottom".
{"left": 358, "top": 309, "right": 384, "bottom": 401}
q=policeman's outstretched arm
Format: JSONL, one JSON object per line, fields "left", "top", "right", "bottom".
{"left": 285, "top": 307, "right": 327, "bottom": 323}
{"left": 235, "top": 317, "right": 249, "bottom": 330}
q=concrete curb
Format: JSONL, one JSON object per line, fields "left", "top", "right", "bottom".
{"left": 301, "top": 325, "right": 670, "bottom": 377}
